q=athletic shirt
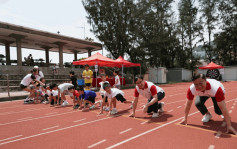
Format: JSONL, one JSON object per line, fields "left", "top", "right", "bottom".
{"left": 58, "top": 83, "right": 74, "bottom": 93}
{"left": 105, "top": 88, "right": 124, "bottom": 99}
{"left": 82, "top": 69, "right": 93, "bottom": 83}
{"left": 134, "top": 81, "right": 164, "bottom": 99}
{"left": 114, "top": 75, "right": 120, "bottom": 85}
{"left": 79, "top": 90, "right": 96, "bottom": 100}
{"left": 187, "top": 79, "right": 225, "bottom": 102}
{"left": 73, "top": 90, "right": 80, "bottom": 98}
{"left": 35, "top": 71, "right": 44, "bottom": 81}
{"left": 99, "top": 81, "right": 109, "bottom": 96}
{"left": 20, "top": 74, "right": 36, "bottom": 86}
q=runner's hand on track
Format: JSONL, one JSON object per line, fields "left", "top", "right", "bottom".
{"left": 180, "top": 118, "right": 187, "bottom": 125}
{"left": 143, "top": 105, "right": 148, "bottom": 113}
{"left": 226, "top": 126, "right": 237, "bottom": 135}
{"left": 129, "top": 112, "right": 135, "bottom": 118}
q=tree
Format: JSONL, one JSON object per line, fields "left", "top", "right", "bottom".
{"left": 198, "top": 0, "right": 219, "bottom": 62}
{"left": 178, "top": 0, "right": 202, "bottom": 71}
{"left": 213, "top": 0, "right": 237, "bottom": 65}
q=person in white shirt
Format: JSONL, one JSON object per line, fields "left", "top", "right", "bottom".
{"left": 103, "top": 82, "right": 132, "bottom": 115}
{"left": 33, "top": 66, "right": 44, "bottom": 81}
{"left": 180, "top": 73, "right": 237, "bottom": 135}
{"left": 50, "top": 83, "right": 74, "bottom": 107}
{"left": 129, "top": 75, "right": 165, "bottom": 118}
{"left": 113, "top": 70, "right": 121, "bottom": 89}
{"left": 98, "top": 74, "right": 109, "bottom": 114}
{"left": 20, "top": 68, "right": 43, "bottom": 92}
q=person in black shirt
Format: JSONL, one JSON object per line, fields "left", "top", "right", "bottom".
{"left": 69, "top": 71, "right": 78, "bottom": 88}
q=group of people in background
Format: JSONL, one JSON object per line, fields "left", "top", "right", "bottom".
{"left": 19, "top": 64, "right": 237, "bottom": 135}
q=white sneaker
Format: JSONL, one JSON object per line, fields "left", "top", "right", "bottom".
{"left": 61, "top": 101, "right": 69, "bottom": 107}
{"left": 152, "top": 112, "right": 159, "bottom": 118}
{"left": 130, "top": 101, "right": 133, "bottom": 109}
{"left": 105, "top": 107, "right": 110, "bottom": 111}
{"left": 202, "top": 113, "right": 212, "bottom": 122}
{"left": 159, "top": 102, "right": 165, "bottom": 112}
{"left": 111, "top": 108, "right": 118, "bottom": 115}
{"left": 89, "top": 105, "right": 95, "bottom": 110}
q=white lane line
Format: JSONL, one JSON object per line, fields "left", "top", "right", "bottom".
{"left": 0, "top": 107, "right": 49, "bottom": 116}
{"left": 208, "top": 145, "right": 215, "bottom": 149}
{"left": 0, "top": 110, "right": 78, "bottom": 126}
{"left": 168, "top": 109, "right": 173, "bottom": 112}
{"left": 177, "top": 106, "right": 182, "bottom": 109}
{"left": 165, "top": 100, "right": 185, "bottom": 105}
{"left": 215, "top": 131, "right": 222, "bottom": 138}
{"left": 0, "top": 105, "right": 24, "bottom": 109}
{"left": 229, "top": 110, "right": 232, "bottom": 114}
{"left": 105, "top": 98, "right": 237, "bottom": 149}
{"left": 18, "top": 117, "right": 33, "bottom": 120}
{"left": 0, "top": 135, "right": 23, "bottom": 142}
{"left": 119, "top": 128, "right": 132, "bottom": 134}
{"left": 42, "top": 125, "right": 59, "bottom": 131}
{"left": 0, "top": 116, "right": 111, "bottom": 146}
{"left": 74, "top": 118, "right": 86, "bottom": 122}
{"left": 140, "top": 121, "right": 148, "bottom": 125}
{"left": 221, "top": 122, "right": 226, "bottom": 127}
{"left": 45, "top": 112, "right": 58, "bottom": 115}
{"left": 88, "top": 139, "right": 106, "bottom": 148}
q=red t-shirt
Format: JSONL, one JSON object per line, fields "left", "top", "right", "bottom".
{"left": 187, "top": 79, "right": 225, "bottom": 102}
{"left": 73, "top": 90, "right": 80, "bottom": 98}
{"left": 134, "top": 81, "right": 158, "bottom": 97}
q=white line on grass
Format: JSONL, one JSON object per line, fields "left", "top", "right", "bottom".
{"left": 88, "top": 139, "right": 106, "bottom": 148}
{"left": 42, "top": 125, "right": 59, "bottom": 131}
{"left": 74, "top": 119, "right": 86, "bottom": 122}
{"left": 0, "top": 117, "right": 111, "bottom": 146}
{"left": 0, "top": 135, "right": 23, "bottom": 142}
{"left": 105, "top": 98, "right": 237, "bottom": 149}
{"left": 119, "top": 128, "right": 132, "bottom": 134}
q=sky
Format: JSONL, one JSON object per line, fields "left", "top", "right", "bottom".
{"left": 0, "top": 0, "right": 210, "bottom": 64}
{"left": 0, "top": 0, "right": 106, "bottom": 64}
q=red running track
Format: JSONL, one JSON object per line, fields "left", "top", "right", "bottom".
{"left": 0, "top": 81, "right": 237, "bottom": 149}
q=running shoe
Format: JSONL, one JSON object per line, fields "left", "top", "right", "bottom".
{"left": 111, "top": 108, "right": 118, "bottom": 115}
{"left": 159, "top": 102, "right": 165, "bottom": 112}
{"left": 61, "top": 101, "right": 69, "bottom": 107}
{"left": 202, "top": 113, "right": 212, "bottom": 122}
{"left": 152, "top": 112, "right": 159, "bottom": 118}
{"left": 89, "top": 105, "right": 95, "bottom": 110}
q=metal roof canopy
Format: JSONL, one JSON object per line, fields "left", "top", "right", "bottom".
{"left": 0, "top": 21, "right": 102, "bottom": 54}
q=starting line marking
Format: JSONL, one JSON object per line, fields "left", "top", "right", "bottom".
{"left": 45, "top": 112, "right": 58, "bottom": 115}
{"left": 208, "top": 145, "right": 215, "bottom": 149}
{"left": 119, "top": 128, "right": 132, "bottom": 134}
{"left": 177, "top": 106, "right": 182, "bottom": 109}
{"left": 88, "top": 139, "right": 106, "bottom": 148}
{"left": 0, "top": 135, "right": 23, "bottom": 142}
{"left": 168, "top": 110, "right": 173, "bottom": 112}
{"left": 140, "top": 121, "right": 148, "bottom": 125}
{"left": 74, "top": 119, "right": 86, "bottom": 122}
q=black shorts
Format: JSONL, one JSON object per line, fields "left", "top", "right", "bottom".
{"left": 20, "top": 84, "right": 27, "bottom": 89}
{"left": 101, "top": 95, "right": 108, "bottom": 103}
{"left": 85, "top": 96, "right": 95, "bottom": 103}
{"left": 115, "top": 94, "right": 126, "bottom": 103}
{"left": 85, "top": 83, "right": 91, "bottom": 87}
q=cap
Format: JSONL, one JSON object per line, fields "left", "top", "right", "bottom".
{"left": 34, "top": 66, "right": 39, "bottom": 69}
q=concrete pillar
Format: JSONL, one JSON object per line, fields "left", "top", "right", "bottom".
{"left": 54, "top": 42, "right": 66, "bottom": 68}
{"left": 9, "top": 34, "right": 26, "bottom": 66}
{"left": 5, "top": 43, "right": 11, "bottom": 65}
{"left": 74, "top": 51, "right": 78, "bottom": 61}
{"left": 41, "top": 46, "right": 52, "bottom": 67}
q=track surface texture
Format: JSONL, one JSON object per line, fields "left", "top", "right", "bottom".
{"left": 0, "top": 81, "right": 237, "bottom": 149}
